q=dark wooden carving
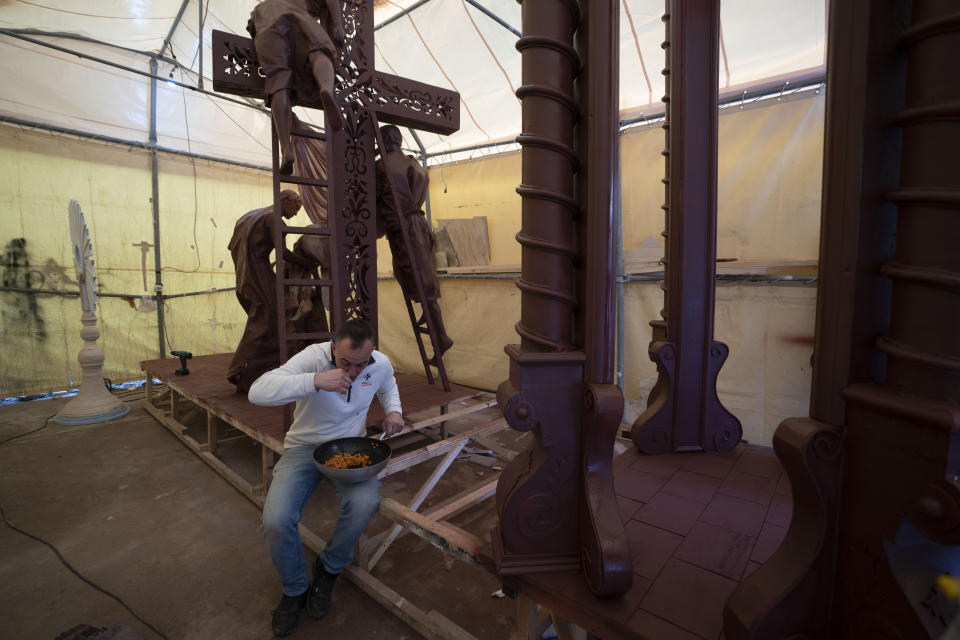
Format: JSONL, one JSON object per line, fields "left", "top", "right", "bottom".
{"left": 211, "top": 2, "right": 460, "bottom": 337}
{"left": 724, "top": 418, "right": 842, "bottom": 638}
{"left": 724, "top": 0, "right": 960, "bottom": 637}
{"left": 495, "top": 0, "right": 631, "bottom": 596}
{"left": 330, "top": 0, "right": 377, "bottom": 326}
{"left": 211, "top": 30, "right": 265, "bottom": 100}
{"left": 371, "top": 72, "right": 459, "bottom": 135}
{"left": 631, "top": 0, "right": 742, "bottom": 454}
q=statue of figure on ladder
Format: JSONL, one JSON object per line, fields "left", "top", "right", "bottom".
{"left": 247, "top": 0, "right": 345, "bottom": 174}
{"left": 376, "top": 125, "right": 453, "bottom": 365}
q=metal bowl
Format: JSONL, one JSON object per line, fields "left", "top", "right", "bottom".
{"left": 313, "top": 437, "right": 392, "bottom": 484}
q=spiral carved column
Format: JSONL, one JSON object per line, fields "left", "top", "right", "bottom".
{"left": 725, "top": 0, "right": 960, "bottom": 637}
{"left": 494, "top": 0, "right": 632, "bottom": 595}
{"left": 495, "top": 0, "right": 583, "bottom": 577}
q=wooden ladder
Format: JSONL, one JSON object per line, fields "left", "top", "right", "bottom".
{"left": 372, "top": 116, "right": 450, "bottom": 392}
{"left": 270, "top": 124, "right": 336, "bottom": 430}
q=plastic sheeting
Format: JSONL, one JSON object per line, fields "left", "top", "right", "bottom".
{"left": 0, "top": 124, "right": 277, "bottom": 393}
{"left": 422, "top": 90, "right": 825, "bottom": 267}
{"left": 0, "top": 88, "right": 823, "bottom": 446}
{"left": 0, "top": 0, "right": 825, "bottom": 164}
{"left": 375, "top": 277, "right": 816, "bottom": 447}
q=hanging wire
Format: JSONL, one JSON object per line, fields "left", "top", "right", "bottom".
{"left": 157, "top": 64, "right": 203, "bottom": 276}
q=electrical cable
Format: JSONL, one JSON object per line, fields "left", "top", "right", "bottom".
{"left": 161, "top": 300, "right": 178, "bottom": 353}
{"left": 160, "top": 65, "right": 202, "bottom": 275}
{"left": 0, "top": 504, "right": 169, "bottom": 640}
{"left": 187, "top": 0, "right": 212, "bottom": 73}
{"left": 203, "top": 95, "right": 272, "bottom": 152}
{"left": 0, "top": 413, "right": 54, "bottom": 446}
{"left": 14, "top": 0, "right": 178, "bottom": 21}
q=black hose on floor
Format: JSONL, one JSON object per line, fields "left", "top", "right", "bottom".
{"left": 0, "top": 413, "right": 55, "bottom": 446}
{"left": 0, "top": 504, "right": 169, "bottom": 640}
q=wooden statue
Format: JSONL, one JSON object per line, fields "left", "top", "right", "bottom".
{"left": 226, "top": 190, "right": 322, "bottom": 393}
{"left": 376, "top": 124, "right": 453, "bottom": 365}
{"left": 247, "top": 0, "right": 345, "bottom": 174}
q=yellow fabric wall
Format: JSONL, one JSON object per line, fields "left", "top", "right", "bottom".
{"left": 375, "top": 92, "right": 824, "bottom": 446}
{"left": 0, "top": 125, "right": 298, "bottom": 395}
{"left": 2, "top": 92, "right": 823, "bottom": 446}
{"left": 621, "top": 92, "right": 825, "bottom": 258}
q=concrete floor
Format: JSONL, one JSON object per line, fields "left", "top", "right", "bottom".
{"left": 0, "top": 394, "right": 518, "bottom": 640}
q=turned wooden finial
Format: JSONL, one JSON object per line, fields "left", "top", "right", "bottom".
{"left": 54, "top": 201, "right": 129, "bottom": 425}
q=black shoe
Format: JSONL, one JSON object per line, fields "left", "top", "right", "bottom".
{"left": 306, "top": 558, "right": 339, "bottom": 619}
{"left": 272, "top": 591, "right": 306, "bottom": 637}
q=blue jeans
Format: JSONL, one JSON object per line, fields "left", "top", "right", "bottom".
{"left": 261, "top": 444, "right": 381, "bottom": 596}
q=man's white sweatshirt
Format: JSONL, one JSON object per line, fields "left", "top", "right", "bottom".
{"left": 247, "top": 342, "right": 402, "bottom": 449}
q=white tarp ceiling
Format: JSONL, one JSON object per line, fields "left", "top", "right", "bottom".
{"left": 0, "top": 0, "right": 825, "bottom": 165}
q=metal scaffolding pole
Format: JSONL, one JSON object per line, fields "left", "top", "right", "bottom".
{"left": 162, "top": 0, "right": 192, "bottom": 59}
{"left": 149, "top": 55, "right": 166, "bottom": 358}
{"left": 198, "top": 0, "right": 205, "bottom": 90}
{"left": 462, "top": 0, "right": 521, "bottom": 37}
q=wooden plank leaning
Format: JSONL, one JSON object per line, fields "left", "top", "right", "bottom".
{"left": 380, "top": 417, "right": 507, "bottom": 478}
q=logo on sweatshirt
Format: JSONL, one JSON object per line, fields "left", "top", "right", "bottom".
{"left": 361, "top": 372, "right": 373, "bottom": 386}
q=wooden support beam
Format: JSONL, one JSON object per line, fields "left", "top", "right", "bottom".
{"left": 207, "top": 411, "right": 218, "bottom": 456}
{"left": 178, "top": 405, "right": 202, "bottom": 426}
{"left": 425, "top": 478, "right": 497, "bottom": 523}
{"left": 399, "top": 398, "right": 497, "bottom": 435}
{"left": 298, "top": 526, "right": 479, "bottom": 640}
{"left": 200, "top": 450, "right": 262, "bottom": 504}
{"left": 261, "top": 444, "right": 274, "bottom": 494}
{"left": 378, "top": 497, "right": 494, "bottom": 572}
{"left": 170, "top": 390, "right": 180, "bottom": 421}
{"left": 367, "top": 439, "right": 468, "bottom": 569}
{"left": 551, "top": 613, "right": 579, "bottom": 640}
{"left": 363, "top": 478, "right": 498, "bottom": 558}
{"left": 382, "top": 418, "right": 506, "bottom": 477}
{"left": 514, "top": 595, "right": 539, "bottom": 640}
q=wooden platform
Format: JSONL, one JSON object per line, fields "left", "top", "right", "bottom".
{"left": 140, "top": 352, "right": 507, "bottom": 640}
{"left": 141, "top": 353, "right": 480, "bottom": 453}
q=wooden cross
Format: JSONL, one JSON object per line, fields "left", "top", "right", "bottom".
{"left": 211, "top": 1, "right": 459, "bottom": 329}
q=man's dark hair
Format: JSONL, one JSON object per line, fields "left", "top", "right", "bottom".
{"left": 333, "top": 318, "right": 373, "bottom": 346}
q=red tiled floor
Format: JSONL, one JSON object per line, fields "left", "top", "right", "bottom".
{"left": 673, "top": 521, "right": 755, "bottom": 580}
{"left": 750, "top": 522, "right": 788, "bottom": 564}
{"left": 660, "top": 470, "right": 722, "bottom": 505}
{"left": 630, "top": 452, "right": 685, "bottom": 478}
{"left": 698, "top": 492, "right": 767, "bottom": 537}
{"left": 616, "top": 467, "right": 669, "bottom": 503}
{"left": 765, "top": 492, "right": 793, "bottom": 528}
{"left": 615, "top": 448, "right": 639, "bottom": 471}
{"left": 617, "top": 495, "right": 644, "bottom": 523}
{"left": 636, "top": 491, "right": 706, "bottom": 536}
{"left": 718, "top": 471, "right": 777, "bottom": 505}
{"left": 628, "top": 609, "right": 701, "bottom": 640}
{"left": 741, "top": 560, "right": 763, "bottom": 580}
{"left": 625, "top": 520, "right": 684, "bottom": 580}
{"left": 679, "top": 452, "right": 738, "bottom": 479}
{"left": 716, "top": 444, "right": 747, "bottom": 459}
{"left": 641, "top": 558, "right": 739, "bottom": 640}
{"left": 604, "top": 574, "right": 654, "bottom": 625}
{"left": 776, "top": 471, "right": 792, "bottom": 496}
{"left": 516, "top": 445, "right": 790, "bottom": 639}
{"left": 732, "top": 449, "right": 784, "bottom": 480}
